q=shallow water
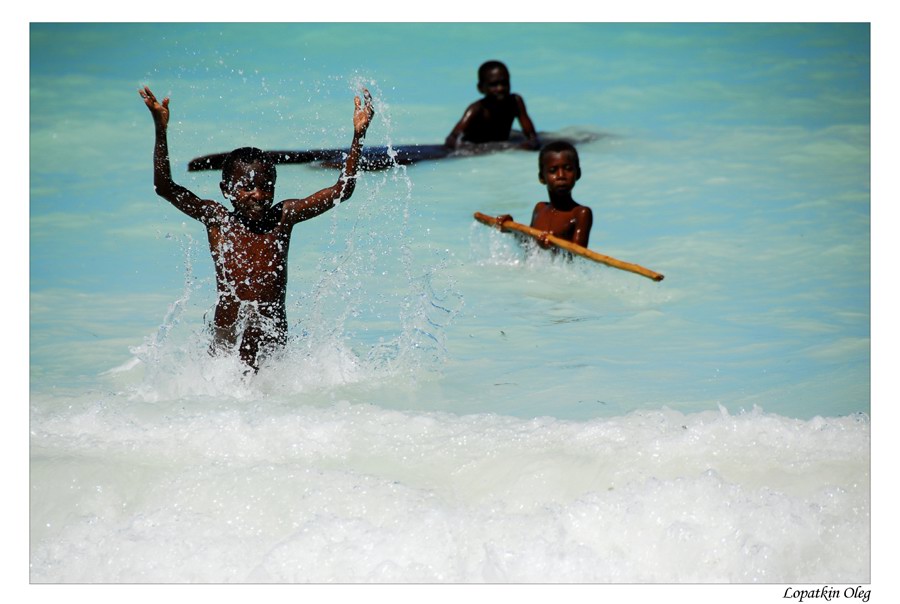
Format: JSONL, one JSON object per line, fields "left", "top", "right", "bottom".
{"left": 29, "top": 23, "right": 870, "bottom": 583}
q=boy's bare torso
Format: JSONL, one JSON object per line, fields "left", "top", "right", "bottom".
{"left": 202, "top": 203, "right": 294, "bottom": 361}
{"left": 208, "top": 206, "right": 292, "bottom": 306}
{"left": 530, "top": 202, "right": 592, "bottom": 247}
{"left": 459, "top": 96, "right": 522, "bottom": 144}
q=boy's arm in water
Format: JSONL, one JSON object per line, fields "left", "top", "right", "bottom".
{"left": 514, "top": 94, "right": 539, "bottom": 150}
{"left": 281, "top": 90, "right": 375, "bottom": 225}
{"left": 139, "top": 86, "right": 224, "bottom": 224}
{"left": 444, "top": 101, "right": 480, "bottom": 148}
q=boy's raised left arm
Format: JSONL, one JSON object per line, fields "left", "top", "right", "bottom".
{"left": 282, "top": 90, "right": 375, "bottom": 224}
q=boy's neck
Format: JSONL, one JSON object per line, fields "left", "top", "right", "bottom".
{"left": 231, "top": 205, "right": 280, "bottom": 233}
{"left": 547, "top": 190, "right": 577, "bottom": 209}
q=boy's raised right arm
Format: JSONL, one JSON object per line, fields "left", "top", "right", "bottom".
{"left": 139, "top": 86, "right": 222, "bottom": 224}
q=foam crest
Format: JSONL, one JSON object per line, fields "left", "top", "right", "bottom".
{"left": 30, "top": 400, "right": 869, "bottom": 583}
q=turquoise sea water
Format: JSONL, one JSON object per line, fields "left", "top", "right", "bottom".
{"left": 29, "top": 23, "right": 871, "bottom": 584}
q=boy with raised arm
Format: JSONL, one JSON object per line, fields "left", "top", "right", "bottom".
{"left": 497, "top": 141, "right": 593, "bottom": 249}
{"left": 139, "top": 85, "right": 374, "bottom": 371}
{"left": 445, "top": 60, "right": 540, "bottom": 150}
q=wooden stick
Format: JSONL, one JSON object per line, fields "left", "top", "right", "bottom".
{"left": 473, "top": 212, "right": 664, "bottom": 282}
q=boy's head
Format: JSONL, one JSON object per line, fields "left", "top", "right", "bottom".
{"left": 538, "top": 142, "right": 581, "bottom": 188}
{"left": 220, "top": 147, "right": 277, "bottom": 217}
{"left": 539, "top": 141, "right": 581, "bottom": 177}
{"left": 477, "top": 60, "right": 511, "bottom": 100}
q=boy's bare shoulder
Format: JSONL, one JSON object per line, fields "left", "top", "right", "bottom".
{"left": 532, "top": 201, "right": 592, "bottom": 216}
{"left": 198, "top": 198, "right": 231, "bottom": 224}
{"left": 568, "top": 204, "right": 593, "bottom": 220}
{"left": 466, "top": 98, "right": 489, "bottom": 113}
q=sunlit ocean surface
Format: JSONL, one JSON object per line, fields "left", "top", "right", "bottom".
{"left": 29, "top": 23, "right": 870, "bottom": 584}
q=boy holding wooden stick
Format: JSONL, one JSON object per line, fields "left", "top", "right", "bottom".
{"left": 496, "top": 141, "right": 593, "bottom": 248}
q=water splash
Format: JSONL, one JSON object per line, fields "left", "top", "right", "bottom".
{"left": 122, "top": 78, "right": 464, "bottom": 402}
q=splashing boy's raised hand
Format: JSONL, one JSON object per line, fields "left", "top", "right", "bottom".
{"left": 353, "top": 89, "right": 375, "bottom": 138}
{"left": 139, "top": 86, "right": 170, "bottom": 129}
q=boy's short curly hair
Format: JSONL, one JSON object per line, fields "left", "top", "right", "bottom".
{"left": 539, "top": 141, "right": 580, "bottom": 173}
{"left": 221, "top": 147, "right": 276, "bottom": 183}
{"left": 478, "top": 60, "right": 509, "bottom": 83}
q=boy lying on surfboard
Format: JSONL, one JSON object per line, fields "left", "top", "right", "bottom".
{"left": 445, "top": 60, "right": 540, "bottom": 151}
{"left": 139, "top": 85, "right": 375, "bottom": 372}
{"left": 186, "top": 60, "right": 552, "bottom": 173}
{"left": 495, "top": 141, "right": 593, "bottom": 249}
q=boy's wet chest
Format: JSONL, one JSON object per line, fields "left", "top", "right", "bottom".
{"left": 207, "top": 217, "right": 292, "bottom": 278}
{"left": 533, "top": 209, "right": 578, "bottom": 237}
{"left": 469, "top": 101, "right": 516, "bottom": 138}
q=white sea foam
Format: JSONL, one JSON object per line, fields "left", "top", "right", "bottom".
{"left": 29, "top": 391, "right": 869, "bottom": 583}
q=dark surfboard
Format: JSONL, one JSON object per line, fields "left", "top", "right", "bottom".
{"left": 186, "top": 131, "right": 607, "bottom": 172}
{"left": 187, "top": 144, "right": 453, "bottom": 172}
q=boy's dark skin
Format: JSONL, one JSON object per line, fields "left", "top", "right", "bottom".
{"left": 445, "top": 61, "right": 539, "bottom": 150}
{"left": 498, "top": 142, "right": 593, "bottom": 249}
{"left": 139, "top": 86, "right": 374, "bottom": 371}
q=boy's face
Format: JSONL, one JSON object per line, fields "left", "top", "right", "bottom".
{"left": 539, "top": 151, "right": 581, "bottom": 193}
{"left": 478, "top": 66, "right": 511, "bottom": 100}
{"left": 221, "top": 161, "right": 276, "bottom": 220}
